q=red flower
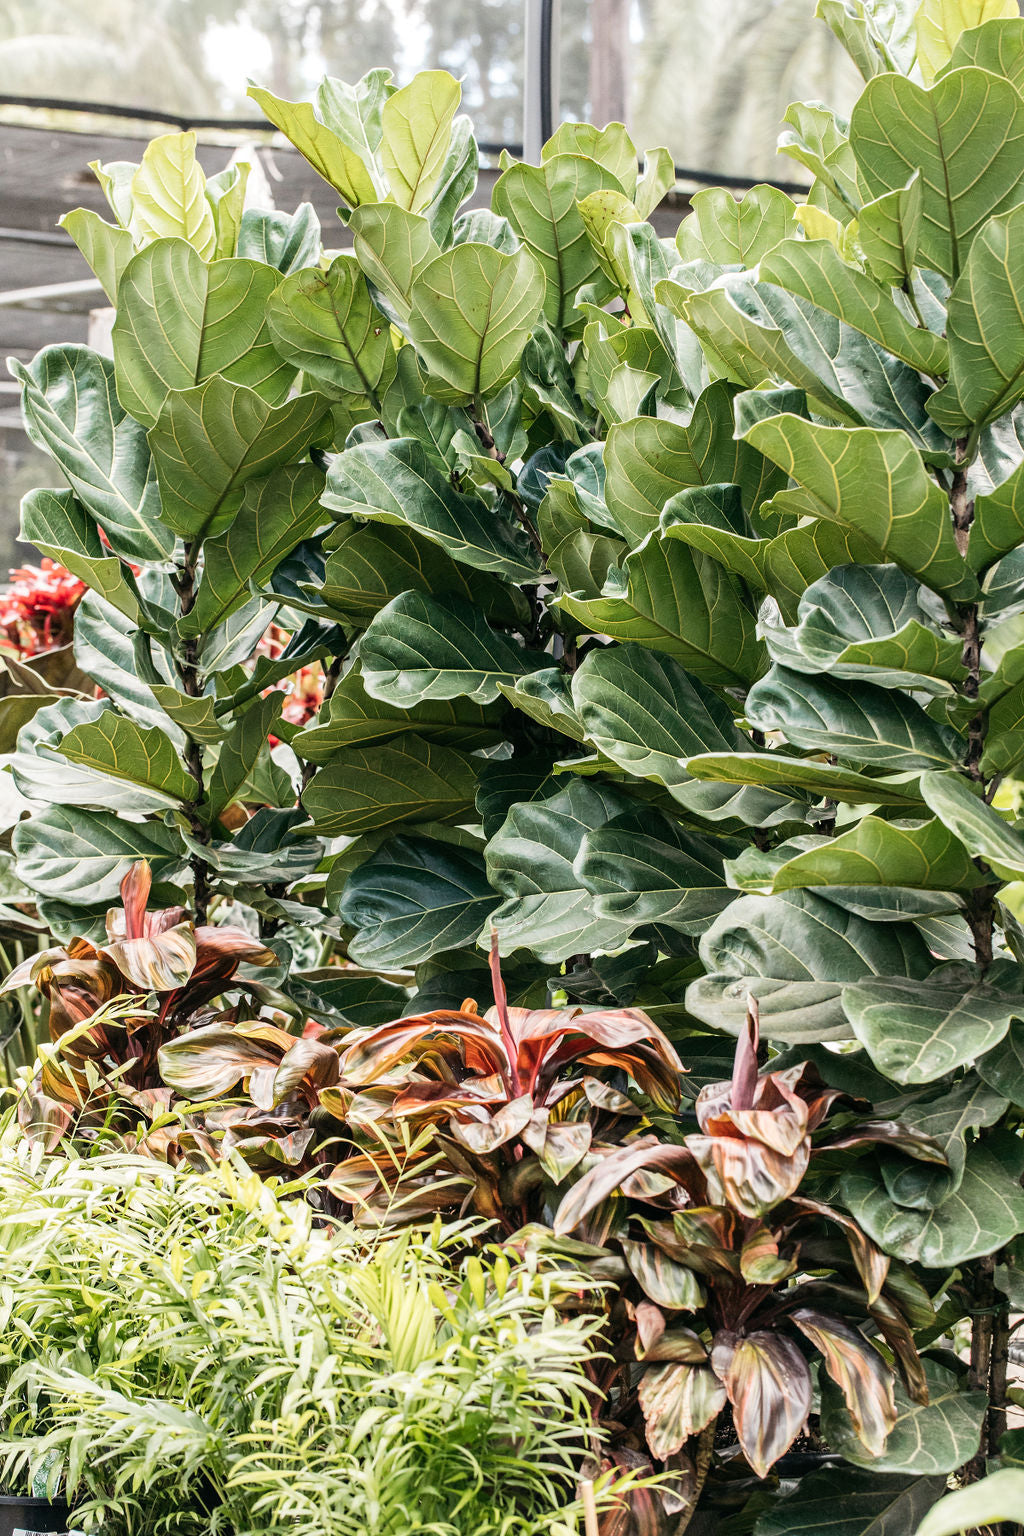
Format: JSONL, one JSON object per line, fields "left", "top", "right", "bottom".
{"left": 0, "top": 558, "right": 85, "bottom": 657}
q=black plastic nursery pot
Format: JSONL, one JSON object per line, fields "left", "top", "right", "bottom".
{"left": 0, "top": 1496, "right": 70, "bottom": 1536}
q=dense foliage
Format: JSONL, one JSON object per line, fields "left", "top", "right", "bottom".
{"left": 6, "top": 0, "right": 1024, "bottom": 1529}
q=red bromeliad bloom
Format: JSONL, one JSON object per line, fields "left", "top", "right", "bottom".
{"left": 257, "top": 625, "right": 325, "bottom": 743}
{"left": 0, "top": 559, "right": 85, "bottom": 657}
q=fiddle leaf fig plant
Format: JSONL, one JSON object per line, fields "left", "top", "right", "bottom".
{"left": 9, "top": 3, "right": 1024, "bottom": 1527}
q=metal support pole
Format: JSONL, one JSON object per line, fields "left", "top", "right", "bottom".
{"left": 523, "top": 0, "right": 560, "bottom": 163}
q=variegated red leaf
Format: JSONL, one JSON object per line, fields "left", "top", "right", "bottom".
{"left": 790, "top": 1195, "right": 890, "bottom": 1305}
{"left": 448, "top": 1094, "right": 533, "bottom": 1154}
{"left": 158, "top": 1022, "right": 294, "bottom": 1098}
{"left": 740, "top": 1223, "right": 798, "bottom": 1285}
{"left": 340, "top": 1012, "right": 506, "bottom": 1086}
{"left": 118, "top": 860, "right": 152, "bottom": 940}
{"left": 553, "top": 1138, "right": 698, "bottom": 1235}
{"left": 638, "top": 1362, "right": 727, "bottom": 1460}
{"left": 869, "top": 1292, "right": 929, "bottom": 1405}
{"left": 621, "top": 1238, "right": 705, "bottom": 1311}
{"left": 520, "top": 1111, "right": 592, "bottom": 1182}
{"left": 711, "top": 1329, "right": 812, "bottom": 1479}
{"left": 688, "top": 1131, "right": 809, "bottom": 1218}
{"left": 102, "top": 923, "right": 197, "bottom": 993}
{"left": 791, "top": 1308, "right": 896, "bottom": 1457}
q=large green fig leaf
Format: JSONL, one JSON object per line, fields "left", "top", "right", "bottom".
{"left": 675, "top": 184, "right": 795, "bottom": 264}
{"left": 148, "top": 378, "right": 330, "bottom": 540}
{"left": 316, "top": 519, "right": 526, "bottom": 626}
{"left": 112, "top": 240, "right": 292, "bottom": 428}
{"left": 322, "top": 437, "right": 543, "bottom": 580}
{"left": 492, "top": 154, "right": 619, "bottom": 331}
{"left": 294, "top": 668, "right": 497, "bottom": 761}
{"left": 842, "top": 1131, "right": 1024, "bottom": 1264}
{"left": 237, "top": 203, "right": 321, "bottom": 274}
{"left": 752, "top": 1466, "right": 944, "bottom": 1536}
{"left": 919, "top": 768, "right": 1024, "bottom": 878}
{"left": 877, "top": 1076, "right": 1008, "bottom": 1209}
{"left": 730, "top": 816, "right": 982, "bottom": 896}
{"left": 744, "top": 667, "right": 962, "bottom": 771}
{"left": 740, "top": 413, "right": 976, "bottom": 600}
{"left": 349, "top": 203, "right": 440, "bottom": 325}
{"left": 358, "top": 591, "right": 546, "bottom": 705}
{"left": 555, "top": 529, "right": 764, "bottom": 688}
{"left": 9, "top": 698, "right": 176, "bottom": 813}
{"left": 858, "top": 172, "right": 923, "bottom": 287}
{"left": 603, "top": 381, "right": 784, "bottom": 544}
{"left": 686, "top": 890, "right": 932, "bottom": 1043}
{"left": 820, "top": 1355, "right": 985, "bottom": 1478}
{"left": 915, "top": 1471, "right": 1024, "bottom": 1536}
{"left": 486, "top": 779, "right": 638, "bottom": 961}
{"left": 266, "top": 253, "right": 393, "bottom": 399}
{"left": 928, "top": 202, "right": 1024, "bottom": 435}
{"left": 12, "top": 346, "right": 172, "bottom": 563}
{"left": 842, "top": 964, "right": 1024, "bottom": 1083}
{"left": 20, "top": 488, "right": 142, "bottom": 624}
{"left": 942, "top": 14, "right": 1024, "bottom": 88}
{"left": 570, "top": 643, "right": 744, "bottom": 790}
{"left": 850, "top": 66, "right": 1024, "bottom": 281}
{"left": 302, "top": 733, "right": 478, "bottom": 836}
{"left": 59, "top": 207, "right": 134, "bottom": 304}
{"left": 338, "top": 832, "right": 496, "bottom": 968}
{"left": 578, "top": 807, "right": 733, "bottom": 939}
{"left": 684, "top": 751, "right": 926, "bottom": 807}
{"left": 761, "top": 564, "right": 965, "bottom": 693}
{"left": 12, "top": 803, "right": 186, "bottom": 903}
{"left": 183, "top": 463, "right": 328, "bottom": 636}
{"left": 407, "top": 243, "right": 544, "bottom": 401}
{"left": 57, "top": 711, "right": 196, "bottom": 805}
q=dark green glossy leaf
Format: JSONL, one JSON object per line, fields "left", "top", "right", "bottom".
{"left": 303, "top": 733, "right": 478, "bottom": 836}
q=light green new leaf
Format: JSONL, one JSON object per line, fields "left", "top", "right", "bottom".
{"left": 184, "top": 463, "right": 328, "bottom": 636}
{"left": 349, "top": 203, "right": 440, "bottom": 325}
{"left": 57, "top": 712, "right": 196, "bottom": 804}
{"left": 486, "top": 779, "right": 638, "bottom": 961}
{"left": 842, "top": 1133, "right": 1024, "bottom": 1265}
{"left": 578, "top": 808, "right": 732, "bottom": 939}
{"left": 248, "top": 86, "right": 378, "bottom": 207}
{"left": 761, "top": 564, "right": 965, "bottom": 693}
{"left": 915, "top": 1471, "right": 1024, "bottom": 1536}
{"left": 315, "top": 69, "right": 392, "bottom": 169}
{"left": 12, "top": 803, "right": 185, "bottom": 903}
{"left": 850, "top": 67, "right": 1024, "bottom": 281}
{"left": 303, "top": 733, "right": 478, "bottom": 836}
{"left": 129, "top": 132, "right": 215, "bottom": 256}
{"left": 407, "top": 243, "right": 544, "bottom": 401}
{"left": 735, "top": 816, "right": 982, "bottom": 896}
{"left": 380, "top": 71, "right": 459, "bottom": 211}
{"left": 843, "top": 967, "right": 1023, "bottom": 1083}
{"left": 858, "top": 173, "right": 923, "bottom": 287}
{"left": 920, "top": 768, "right": 1024, "bottom": 878}
{"left": 745, "top": 666, "right": 962, "bottom": 771}
{"left": 816, "top": 0, "right": 920, "bottom": 80}
{"left": 759, "top": 239, "right": 947, "bottom": 377}
{"left": 542, "top": 120, "right": 637, "bottom": 192}
{"left": 686, "top": 889, "right": 932, "bottom": 1043}
{"left": 12, "top": 346, "right": 172, "bottom": 563}
{"left": 943, "top": 15, "right": 1024, "bottom": 90}
{"left": 916, "top": 0, "right": 1019, "bottom": 84}
{"left": 358, "top": 590, "right": 546, "bottom": 706}
{"left": 148, "top": 377, "right": 329, "bottom": 540}
{"left": 675, "top": 184, "right": 795, "bottom": 264}
{"left": 266, "top": 252, "right": 392, "bottom": 399}
{"left": 684, "top": 751, "right": 927, "bottom": 807}
{"left": 113, "top": 239, "right": 292, "bottom": 427}
{"left": 205, "top": 161, "right": 249, "bottom": 259}
{"left": 741, "top": 413, "right": 976, "bottom": 601}
{"left": 570, "top": 643, "right": 744, "bottom": 790}
{"left": 59, "top": 208, "right": 134, "bottom": 304}
{"left": 293, "top": 666, "right": 498, "bottom": 761}
{"left": 20, "top": 488, "right": 141, "bottom": 623}
{"left": 322, "top": 437, "right": 542, "bottom": 580}
{"left": 338, "top": 833, "right": 496, "bottom": 968}
{"left": 492, "top": 154, "right": 619, "bottom": 332}
{"left": 556, "top": 529, "right": 764, "bottom": 689}
{"left": 777, "top": 101, "right": 859, "bottom": 210}
{"left": 928, "top": 203, "right": 1024, "bottom": 435}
